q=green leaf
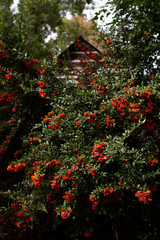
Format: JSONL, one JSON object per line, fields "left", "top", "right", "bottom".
{"left": 36, "top": 202, "right": 48, "bottom": 213}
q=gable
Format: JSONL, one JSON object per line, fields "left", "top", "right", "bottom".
{"left": 58, "top": 36, "right": 102, "bottom": 69}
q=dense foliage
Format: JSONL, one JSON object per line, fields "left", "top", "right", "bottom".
{"left": 0, "top": 0, "right": 160, "bottom": 239}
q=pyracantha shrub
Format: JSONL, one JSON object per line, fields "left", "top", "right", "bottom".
{"left": 1, "top": 3, "right": 160, "bottom": 237}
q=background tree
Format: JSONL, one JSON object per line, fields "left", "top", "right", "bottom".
{"left": 49, "top": 15, "right": 99, "bottom": 53}
{"left": 14, "top": 0, "right": 94, "bottom": 59}
{"left": 1, "top": 0, "right": 95, "bottom": 59}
